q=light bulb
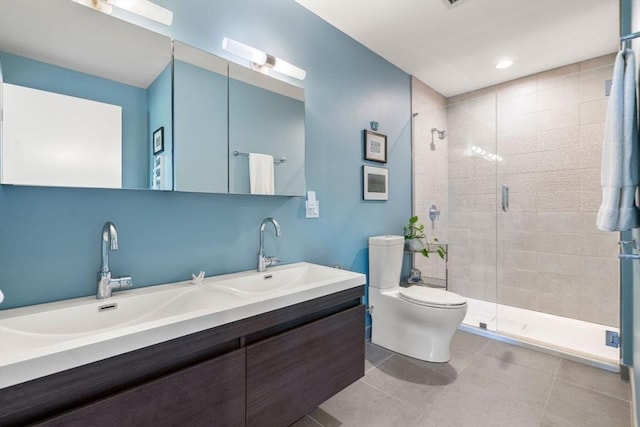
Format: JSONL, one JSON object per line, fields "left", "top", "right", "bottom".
{"left": 222, "top": 38, "right": 267, "bottom": 65}
{"left": 109, "top": 0, "right": 173, "bottom": 25}
{"left": 273, "top": 57, "right": 306, "bottom": 80}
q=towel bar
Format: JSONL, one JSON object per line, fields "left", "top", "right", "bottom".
{"left": 232, "top": 150, "right": 286, "bottom": 164}
{"left": 620, "top": 31, "right": 640, "bottom": 49}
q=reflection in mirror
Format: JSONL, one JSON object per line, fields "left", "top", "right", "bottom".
{"left": 229, "top": 63, "right": 305, "bottom": 196}
{"left": 173, "top": 42, "right": 228, "bottom": 193}
{"left": 0, "top": 0, "right": 173, "bottom": 190}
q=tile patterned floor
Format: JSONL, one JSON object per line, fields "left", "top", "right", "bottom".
{"left": 292, "top": 331, "right": 632, "bottom": 427}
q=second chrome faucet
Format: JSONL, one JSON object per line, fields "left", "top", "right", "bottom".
{"left": 97, "top": 221, "right": 133, "bottom": 299}
{"left": 258, "top": 217, "right": 282, "bottom": 272}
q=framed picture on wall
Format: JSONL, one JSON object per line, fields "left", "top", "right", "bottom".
{"left": 153, "top": 127, "right": 164, "bottom": 155}
{"left": 363, "top": 165, "right": 389, "bottom": 201}
{"left": 363, "top": 129, "right": 387, "bottom": 163}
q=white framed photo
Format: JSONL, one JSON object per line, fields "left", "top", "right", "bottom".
{"left": 363, "top": 165, "right": 388, "bottom": 201}
{"left": 364, "top": 129, "right": 387, "bottom": 163}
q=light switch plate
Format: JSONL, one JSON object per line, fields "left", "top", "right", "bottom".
{"left": 306, "top": 201, "right": 319, "bottom": 218}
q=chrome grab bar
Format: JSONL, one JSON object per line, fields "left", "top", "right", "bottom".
{"left": 619, "top": 253, "right": 640, "bottom": 260}
{"left": 501, "top": 184, "right": 509, "bottom": 212}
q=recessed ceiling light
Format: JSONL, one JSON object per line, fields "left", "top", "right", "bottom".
{"left": 496, "top": 60, "right": 513, "bottom": 69}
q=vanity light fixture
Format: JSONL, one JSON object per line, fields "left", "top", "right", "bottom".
{"left": 72, "top": 0, "right": 173, "bottom": 26}
{"left": 221, "top": 37, "right": 306, "bottom": 80}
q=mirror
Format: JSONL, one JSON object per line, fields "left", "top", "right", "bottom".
{"left": 0, "top": 0, "right": 306, "bottom": 196}
{"left": 173, "top": 42, "right": 228, "bottom": 193}
{"left": 0, "top": 0, "right": 173, "bottom": 190}
{"left": 228, "top": 63, "right": 305, "bottom": 196}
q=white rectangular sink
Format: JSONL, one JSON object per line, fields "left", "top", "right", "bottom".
{"left": 212, "top": 262, "right": 356, "bottom": 295}
{"left": 0, "top": 262, "right": 365, "bottom": 388}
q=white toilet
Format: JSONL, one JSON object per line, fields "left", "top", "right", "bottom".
{"left": 368, "top": 235, "right": 467, "bottom": 363}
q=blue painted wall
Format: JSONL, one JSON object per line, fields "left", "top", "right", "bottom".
{"left": 0, "top": 51, "right": 150, "bottom": 189}
{"left": 0, "top": 0, "right": 411, "bottom": 309}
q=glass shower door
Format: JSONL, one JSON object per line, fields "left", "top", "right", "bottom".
{"left": 493, "top": 60, "right": 620, "bottom": 364}
{"left": 445, "top": 93, "right": 499, "bottom": 332}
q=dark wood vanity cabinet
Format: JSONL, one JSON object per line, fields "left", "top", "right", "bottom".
{"left": 246, "top": 305, "right": 364, "bottom": 426}
{"left": 0, "top": 286, "right": 365, "bottom": 427}
{"left": 40, "top": 349, "right": 247, "bottom": 427}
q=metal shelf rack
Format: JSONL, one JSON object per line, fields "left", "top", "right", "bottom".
{"left": 405, "top": 242, "right": 448, "bottom": 290}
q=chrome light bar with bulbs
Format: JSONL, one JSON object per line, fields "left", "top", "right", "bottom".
{"left": 222, "top": 37, "right": 306, "bottom": 81}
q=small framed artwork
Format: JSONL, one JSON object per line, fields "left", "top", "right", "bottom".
{"left": 363, "top": 165, "right": 389, "bottom": 201}
{"left": 364, "top": 129, "right": 387, "bottom": 163}
{"left": 153, "top": 127, "right": 164, "bottom": 155}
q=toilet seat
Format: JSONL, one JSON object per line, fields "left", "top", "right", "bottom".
{"left": 398, "top": 286, "right": 466, "bottom": 309}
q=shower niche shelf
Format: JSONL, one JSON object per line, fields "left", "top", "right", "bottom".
{"left": 404, "top": 242, "right": 448, "bottom": 290}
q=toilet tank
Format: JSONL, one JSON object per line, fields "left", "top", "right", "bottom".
{"left": 368, "top": 235, "right": 404, "bottom": 289}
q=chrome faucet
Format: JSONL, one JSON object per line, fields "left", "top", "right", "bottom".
{"left": 258, "top": 217, "right": 282, "bottom": 272}
{"left": 97, "top": 221, "right": 133, "bottom": 299}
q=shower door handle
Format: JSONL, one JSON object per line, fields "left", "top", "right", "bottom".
{"left": 501, "top": 184, "right": 509, "bottom": 212}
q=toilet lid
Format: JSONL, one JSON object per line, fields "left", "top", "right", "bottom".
{"left": 399, "top": 286, "right": 467, "bottom": 308}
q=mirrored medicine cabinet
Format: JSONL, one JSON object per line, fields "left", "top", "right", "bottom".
{"left": 0, "top": 0, "right": 305, "bottom": 196}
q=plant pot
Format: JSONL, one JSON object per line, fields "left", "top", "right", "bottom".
{"left": 405, "top": 238, "right": 426, "bottom": 252}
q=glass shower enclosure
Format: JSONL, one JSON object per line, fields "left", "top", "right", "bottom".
{"left": 412, "top": 54, "right": 620, "bottom": 368}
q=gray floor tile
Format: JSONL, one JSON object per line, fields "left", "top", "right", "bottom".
{"left": 540, "top": 413, "right": 584, "bottom": 427}
{"left": 289, "top": 415, "right": 323, "bottom": 427}
{"left": 543, "top": 380, "right": 631, "bottom": 427}
{"left": 454, "top": 354, "right": 555, "bottom": 411}
{"left": 450, "top": 330, "right": 490, "bottom": 353}
{"left": 447, "top": 345, "right": 478, "bottom": 374}
{"left": 308, "top": 337, "right": 632, "bottom": 427}
{"left": 555, "top": 359, "right": 630, "bottom": 401}
{"left": 362, "top": 354, "right": 452, "bottom": 409}
{"left": 365, "top": 341, "right": 393, "bottom": 373}
{"left": 314, "top": 380, "right": 424, "bottom": 427}
{"left": 306, "top": 408, "right": 342, "bottom": 427}
{"left": 414, "top": 382, "right": 543, "bottom": 427}
{"left": 481, "top": 339, "right": 561, "bottom": 374}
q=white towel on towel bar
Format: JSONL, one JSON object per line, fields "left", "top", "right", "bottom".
{"left": 597, "top": 48, "right": 640, "bottom": 231}
{"left": 249, "top": 153, "right": 275, "bottom": 195}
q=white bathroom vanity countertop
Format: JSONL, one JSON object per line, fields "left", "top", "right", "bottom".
{"left": 0, "top": 262, "right": 365, "bottom": 389}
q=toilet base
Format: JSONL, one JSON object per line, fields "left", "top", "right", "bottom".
{"left": 369, "top": 289, "right": 467, "bottom": 363}
{"left": 371, "top": 330, "right": 454, "bottom": 363}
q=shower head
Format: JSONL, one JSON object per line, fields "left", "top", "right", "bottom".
{"left": 431, "top": 128, "right": 446, "bottom": 140}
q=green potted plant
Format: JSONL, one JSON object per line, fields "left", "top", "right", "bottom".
{"left": 403, "top": 215, "right": 446, "bottom": 259}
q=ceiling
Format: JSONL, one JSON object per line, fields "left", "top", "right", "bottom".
{"left": 296, "top": 0, "right": 620, "bottom": 97}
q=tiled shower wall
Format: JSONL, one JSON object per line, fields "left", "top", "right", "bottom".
{"left": 414, "top": 53, "right": 620, "bottom": 327}
{"left": 411, "top": 77, "right": 448, "bottom": 280}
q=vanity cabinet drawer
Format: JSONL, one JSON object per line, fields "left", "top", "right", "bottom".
{"left": 245, "top": 304, "right": 365, "bottom": 426}
{"left": 37, "top": 349, "right": 246, "bottom": 427}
